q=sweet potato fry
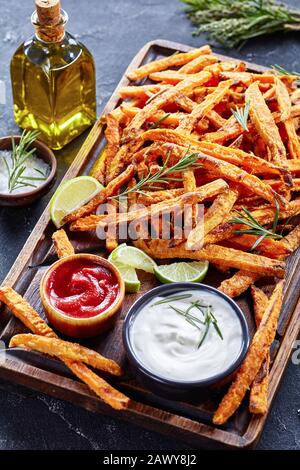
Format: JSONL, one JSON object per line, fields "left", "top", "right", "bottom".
{"left": 0, "top": 287, "right": 129, "bottom": 410}
{"left": 141, "top": 129, "right": 290, "bottom": 180}
{"left": 70, "top": 186, "right": 229, "bottom": 232}
{"left": 149, "top": 71, "right": 191, "bottom": 85}
{"left": 205, "top": 198, "right": 300, "bottom": 245}
{"left": 127, "top": 45, "right": 211, "bottom": 81}
{"left": 250, "top": 286, "right": 270, "bottom": 414}
{"left": 0, "top": 286, "right": 55, "bottom": 338}
{"left": 213, "top": 280, "right": 284, "bottom": 425}
{"left": 140, "top": 135, "right": 286, "bottom": 206}
{"left": 142, "top": 241, "right": 285, "bottom": 277}
{"left": 104, "top": 109, "right": 124, "bottom": 182}
{"left": 179, "top": 54, "right": 217, "bottom": 73}
{"left": 52, "top": 229, "right": 75, "bottom": 259}
{"left": 275, "top": 77, "right": 291, "bottom": 122}
{"left": 245, "top": 82, "right": 287, "bottom": 166}
{"left": 218, "top": 271, "right": 261, "bottom": 298}
{"left": 63, "top": 164, "right": 135, "bottom": 224}
{"left": 90, "top": 146, "right": 107, "bottom": 184}
{"left": 187, "top": 189, "right": 238, "bottom": 250}
{"left": 177, "top": 80, "right": 234, "bottom": 134}
{"left": 9, "top": 334, "right": 122, "bottom": 376}
{"left": 285, "top": 120, "right": 300, "bottom": 159}
{"left": 227, "top": 234, "right": 291, "bottom": 258}
{"left": 183, "top": 170, "right": 197, "bottom": 229}
{"left": 123, "top": 70, "right": 212, "bottom": 143}
{"left": 118, "top": 84, "right": 169, "bottom": 99}
{"left": 282, "top": 222, "right": 300, "bottom": 251}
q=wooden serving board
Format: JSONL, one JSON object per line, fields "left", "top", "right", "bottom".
{"left": 1, "top": 39, "right": 300, "bottom": 449}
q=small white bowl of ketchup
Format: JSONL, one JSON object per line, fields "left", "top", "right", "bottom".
{"left": 40, "top": 253, "right": 125, "bottom": 338}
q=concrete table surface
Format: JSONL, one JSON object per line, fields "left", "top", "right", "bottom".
{"left": 0, "top": 0, "right": 299, "bottom": 450}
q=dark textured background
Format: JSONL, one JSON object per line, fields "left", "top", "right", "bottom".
{"left": 0, "top": 0, "right": 300, "bottom": 451}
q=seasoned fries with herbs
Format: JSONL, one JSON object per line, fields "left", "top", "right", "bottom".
{"left": 5, "top": 45, "right": 300, "bottom": 426}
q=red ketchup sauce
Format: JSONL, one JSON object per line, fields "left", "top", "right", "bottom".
{"left": 46, "top": 259, "right": 120, "bottom": 318}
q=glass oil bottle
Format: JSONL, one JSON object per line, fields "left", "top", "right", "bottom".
{"left": 10, "top": 0, "right": 96, "bottom": 150}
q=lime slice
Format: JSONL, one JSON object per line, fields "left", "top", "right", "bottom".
{"left": 111, "top": 260, "right": 141, "bottom": 293}
{"left": 108, "top": 245, "right": 141, "bottom": 293}
{"left": 111, "top": 244, "right": 157, "bottom": 274}
{"left": 50, "top": 176, "right": 103, "bottom": 228}
{"left": 154, "top": 261, "right": 209, "bottom": 284}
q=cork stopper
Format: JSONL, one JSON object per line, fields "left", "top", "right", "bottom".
{"left": 34, "top": 0, "right": 65, "bottom": 42}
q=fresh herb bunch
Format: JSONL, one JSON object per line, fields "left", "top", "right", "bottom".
{"left": 229, "top": 199, "right": 283, "bottom": 251}
{"left": 113, "top": 149, "right": 202, "bottom": 199}
{"left": 3, "top": 130, "right": 47, "bottom": 193}
{"left": 181, "top": 0, "right": 300, "bottom": 49}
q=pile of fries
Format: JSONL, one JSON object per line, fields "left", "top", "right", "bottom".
{"left": 2, "top": 45, "right": 300, "bottom": 423}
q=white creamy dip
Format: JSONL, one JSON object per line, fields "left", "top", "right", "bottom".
{"left": 130, "top": 290, "right": 243, "bottom": 382}
{"left": 0, "top": 150, "right": 49, "bottom": 194}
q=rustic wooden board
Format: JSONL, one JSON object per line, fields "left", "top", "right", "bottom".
{"left": 1, "top": 39, "right": 300, "bottom": 449}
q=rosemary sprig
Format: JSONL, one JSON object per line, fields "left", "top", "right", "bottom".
{"left": 182, "top": 0, "right": 300, "bottom": 50}
{"left": 112, "top": 149, "right": 202, "bottom": 200}
{"left": 229, "top": 199, "right": 282, "bottom": 251}
{"left": 271, "top": 64, "right": 300, "bottom": 78}
{"left": 152, "top": 294, "right": 192, "bottom": 306}
{"left": 231, "top": 101, "right": 250, "bottom": 131}
{"left": 166, "top": 298, "right": 223, "bottom": 349}
{"left": 2, "top": 130, "right": 46, "bottom": 193}
{"left": 149, "top": 113, "right": 171, "bottom": 129}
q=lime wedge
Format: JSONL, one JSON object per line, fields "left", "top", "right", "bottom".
{"left": 110, "top": 244, "right": 157, "bottom": 274}
{"left": 111, "top": 260, "right": 141, "bottom": 293}
{"left": 154, "top": 261, "right": 209, "bottom": 284}
{"left": 50, "top": 176, "right": 103, "bottom": 228}
{"left": 108, "top": 245, "right": 141, "bottom": 293}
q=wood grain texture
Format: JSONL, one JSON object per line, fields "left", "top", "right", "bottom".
{"left": 1, "top": 39, "right": 300, "bottom": 449}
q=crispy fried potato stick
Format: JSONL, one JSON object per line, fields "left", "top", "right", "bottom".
{"left": 52, "top": 229, "right": 75, "bottom": 259}
{"left": 245, "top": 82, "right": 287, "bottom": 166}
{"left": 203, "top": 104, "right": 300, "bottom": 144}
{"left": 282, "top": 222, "right": 300, "bottom": 251}
{"left": 119, "top": 84, "right": 169, "bottom": 99}
{"left": 250, "top": 286, "right": 270, "bottom": 414}
{"left": 218, "top": 271, "right": 261, "bottom": 298}
{"left": 227, "top": 234, "right": 291, "bottom": 258}
{"left": 122, "top": 70, "right": 212, "bottom": 143}
{"left": 139, "top": 135, "right": 286, "bottom": 205}
{"left": 205, "top": 198, "right": 300, "bottom": 245}
{"left": 213, "top": 280, "right": 284, "bottom": 425}
{"left": 105, "top": 109, "right": 124, "bottom": 182}
{"left": 275, "top": 78, "right": 291, "bottom": 122}
{"left": 70, "top": 183, "right": 229, "bottom": 232}
{"left": 0, "top": 287, "right": 129, "bottom": 410}
{"left": 284, "top": 120, "right": 300, "bottom": 159}
{"left": 63, "top": 164, "right": 135, "bottom": 224}
{"left": 149, "top": 71, "right": 192, "bottom": 85}
{"left": 183, "top": 170, "right": 197, "bottom": 230}
{"left": 9, "top": 334, "right": 122, "bottom": 376}
{"left": 142, "top": 241, "right": 285, "bottom": 277}
{"left": 187, "top": 189, "right": 238, "bottom": 250}
{"left": 141, "top": 129, "right": 290, "bottom": 180}
{"left": 177, "top": 80, "right": 234, "bottom": 134}
{"left": 137, "top": 186, "right": 208, "bottom": 205}
{"left": 275, "top": 78, "right": 300, "bottom": 159}
{"left": 0, "top": 287, "right": 55, "bottom": 337}
{"left": 127, "top": 45, "right": 211, "bottom": 81}
{"left": 179, "top": 54, "right": 217, "bottom": 73}
{"left": 90, "top": 147, "right": 107, "bottom": 184}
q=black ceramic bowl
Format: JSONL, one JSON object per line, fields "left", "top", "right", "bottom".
{"left": 0, "top": 135, "right": 57, "bottom": 207}
{"left": 123, "top": 282, "right": 249, "bottom": 400}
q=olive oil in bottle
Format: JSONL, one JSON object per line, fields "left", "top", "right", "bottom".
{"left": 10, "top": 0, "right": 96, "bottom": 150}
